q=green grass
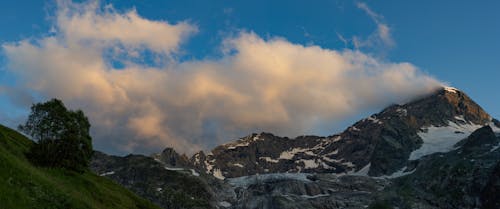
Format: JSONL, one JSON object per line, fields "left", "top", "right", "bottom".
{"left": 0, "top": 125, "right": 161, "bottom": 209}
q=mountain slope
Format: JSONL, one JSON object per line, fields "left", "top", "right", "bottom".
{"left": 377, "top": 125, "right": 500, "bottom": 209}
{"left": 0, "top": 124, "right": 160, "bottom": 209}
{"left": 91, "top": 151, "right": 216, "bottom": 209}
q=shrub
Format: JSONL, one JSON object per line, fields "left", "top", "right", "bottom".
{"left": 19, "top": 99, "right": 93, "bottom": 172}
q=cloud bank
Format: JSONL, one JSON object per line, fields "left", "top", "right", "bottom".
{"left": 2, "top": 1, "right": 442, "bottom": 155}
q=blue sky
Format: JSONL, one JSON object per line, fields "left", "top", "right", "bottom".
{"left": 0, "top": 0, "right": 499, "bottom": 154}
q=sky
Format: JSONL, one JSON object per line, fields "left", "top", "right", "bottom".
{"left": 0, "top": 0, "right": 498, "bottom": 155}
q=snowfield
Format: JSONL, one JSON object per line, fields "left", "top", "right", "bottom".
{"left": 409, "top": 119, "right": 482, "bottom": 160}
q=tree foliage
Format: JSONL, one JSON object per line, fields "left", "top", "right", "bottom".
{"left": 19, "top": 98, "right": 93, "bottom": 172}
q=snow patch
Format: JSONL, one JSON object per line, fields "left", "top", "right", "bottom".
{"left": 454, "top": 115, "right": 466, "bottom": 122}
{"left": 213, "top": 168, "right": 225, "bottom": 180}
{"left": 396, "top": 108, "right": 407, "bottom": 117}
{"left": 279, "top": 147, "right": 315, "bottom": 160}
{"left": 259, "top": 157, "right": 279, "bottom": 163}
{"left": 218, "top": 201, "right": 232, "bottom": 208}
{"left": 152, "top": 155, "right": 161, "bottom": 162}
{"left": 367, "top": 116, "right": 383, "bottom": 124}
{"left": 204, "top": 159, "right": 214, "bottom": 174}
{"left": 377, "top": 166, "right": 416, "bottom": 179}
{"left": 322, "top": 156, "right": 344, "bottom": 163}
{"left": 344, "top": 163, "right": 371, "bottom": 176}
{"left": 409, "top": 120, "right": 482, "bottom": 160}
{"left": 193, "top": 153, "right": 201, "bottom": 165}
{"left": 490, "top": 121, "right": 500, "bottom": 133}
{"left": 348, "top": 163, "right": 370, "bottom": 176}
{"left": 444, "top": 86, "right": 458, "bottom": 93}
{"left": 342, "top": 161, "right": 355, "bottom": 168}
{"left": 350, "top": 126, "right": 361, "bottom": 131}
{"left": 190, "top": 169, "right": 200, "bottom": 176}
{"left": 252, "top": 134, "right": 262, "bottom": 141}
{"left": 164, "top": 166, "right": 184, "bottom": 171}
{"left": 321, "top": 156, "right": 336, "bottom": 163}
{"left": 332, "top": 136, "right": 342, "bottom": 142}
{"left": 165, "top": 166, "right": 200, "bottom": 177}
{"left": 223, "top": 134, "right": 263, "bottom": 149}
{"left": 99, "top": 171, "right": 115, "bottom": 176}
{"left": 320, "top": 161, "right": 333, "bottom": 169}
{"left": 233, "top": 163, "right": 244, "bottom": 168}
{"left": 297, "top": 159, "right": 319, "bottom": 169}
{"left": 224, "top": 140, "right": 250, "bottom": 150}
{"left": 323, "top": 149, "right": 338, "bottom": 156}
{"left": 227, "top": 144, "right": 249, "bottom": 150}
{"left": 300, "top": 194, "right": 330, "bottom": 199}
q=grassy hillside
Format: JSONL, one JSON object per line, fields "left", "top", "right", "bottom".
{"left": 0, "top": 124, "right": 161, "bottom": 209}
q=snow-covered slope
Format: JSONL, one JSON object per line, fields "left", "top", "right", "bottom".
{"left": 409, "top": 119, "right": 483, "bottom": 160}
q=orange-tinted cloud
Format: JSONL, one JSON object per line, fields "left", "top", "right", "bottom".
{"left": 2, "top": 1, "right": 442, "bottom": 155}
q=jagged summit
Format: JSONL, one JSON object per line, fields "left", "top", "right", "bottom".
{"left": 379, "top": 86, "right": 491, "bottom": 127}
{"left": 152, "top": 147, "right": 190, "bottom": 168}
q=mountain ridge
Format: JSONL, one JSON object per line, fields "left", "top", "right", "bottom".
{"left": 154, "top": 86, "right": 497, "bottom": 179}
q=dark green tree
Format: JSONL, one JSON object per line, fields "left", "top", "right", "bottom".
{"left": 19, "top": 98, "right": 93, "bottom": 172}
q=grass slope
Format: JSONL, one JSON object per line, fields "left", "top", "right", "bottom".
{"left": 0, "top": 124, "right": 161, "bottom": 209}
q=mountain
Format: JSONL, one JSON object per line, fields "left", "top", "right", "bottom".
{"left": 188, "top": 86, "right": 495, "bottom": 179}
{"left": 0, "top": 124, "right": 160, "bottom": 209}
{"left": 90, "top": 86, "right": 500, "bottom": 209}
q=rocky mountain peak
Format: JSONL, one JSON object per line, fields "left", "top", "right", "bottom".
{"left": 437, "top": 86, "right": 491, "bottom": 124}
{"left": 153, "top": 147, "right": 190, "bottom": 167}
{"left": 378, "top": 86, "right": 491, "bottom": 128}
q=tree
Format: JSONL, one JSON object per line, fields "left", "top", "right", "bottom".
{"left": 19, "top": 98, "right": 93, "bottom": 172}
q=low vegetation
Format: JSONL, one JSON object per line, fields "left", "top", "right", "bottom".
{"left": 0, "top": 99, "right": 160, "bottom": 209}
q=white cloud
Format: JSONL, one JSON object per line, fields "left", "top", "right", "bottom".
{"left": 55, "top": 0, "right": 196, "bottom": 55}
{"left": 356, "top": 2, "right": 382, "bottom": 21}
{"left": 354, "top": 2, "right": 395, "bottom": 50}
{"left": 2, "top": 1, "right": 442, "bottom": 155}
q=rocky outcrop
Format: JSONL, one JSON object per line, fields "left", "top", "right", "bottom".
{"left": 460, "top": 126, "right": 498, "bottom": 150}
{"left": 153, "top": 147, "right": 191, "bottom": 168}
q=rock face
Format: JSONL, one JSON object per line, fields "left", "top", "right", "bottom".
{"left": 183, "top": 87, "right": 494, "bottom": 179}
{"left": 90, "top": 86, "right": 500, "bottom": 209}
{"left": 152, "top": 147, "right": 191, "bottom": 168}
